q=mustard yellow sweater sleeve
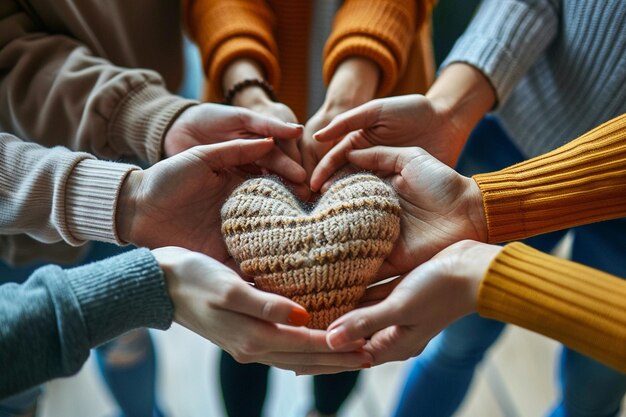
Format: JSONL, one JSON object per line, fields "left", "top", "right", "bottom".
{"left": 473, "top": 113, "right": 626, "bottom": 243}
{"left": 324, "top": 0, "right": 435, "bottom": 96}
{"left": 478, "top": 242, "right": 626, "bottom": 372}
{"left": 182, "top": 0, "right": 280, "bottom": 100}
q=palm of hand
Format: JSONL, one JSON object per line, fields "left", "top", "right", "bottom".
{"left": 377, "top": 152, "right": 481, "bottom": 279}
{"left": 132, "top": 150, "right": 242, "bottom": 262}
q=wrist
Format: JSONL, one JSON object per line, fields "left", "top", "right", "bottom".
{"left": 116, "top": 170, "right": 143, "bottom": 244}
{"left": 463, "top": 177, "right": 489, "bottom": 243}
{"left": 426, "top": 63, "right": 496, "bottom": 141}
{"left": 324, "top": 57, "right": 379, "bottom": 111}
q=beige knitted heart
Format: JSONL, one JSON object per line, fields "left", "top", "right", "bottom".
{"left": 221, "top": 173, "right": 401, "bottom": 329}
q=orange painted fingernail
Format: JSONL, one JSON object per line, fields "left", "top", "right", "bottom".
{"left": 361, "top": 363, "right": 372, "bottom": 369}
{"left": 287, "top": 308, "right": 309, "bottom": 327}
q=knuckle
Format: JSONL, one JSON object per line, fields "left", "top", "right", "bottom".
{"left": 354, "top": 315, "right": 375, "bottom": 335}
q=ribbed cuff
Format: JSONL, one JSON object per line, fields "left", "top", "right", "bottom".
{"left": 109, "top": 83, "right": 197, "bottom": 165}
{"left": 441, "top": 0, "right": 557, "bottom": 105}
{"left": 208, "top": 37, "right": 281, "bottom": 100}
{"left": 324, "top": 36, "right": 397, "bottom": 97}
{"left": 64, "top": 159, "right": 139, "bottom": 245}
{"left": 65, "top": 248, "right": 173, "bottom": 347}
{"left": 478, "top": 242, "right": 626, "bottom": 373}
{"left": 473, "top": 114, "right": 626, "bottom": 243}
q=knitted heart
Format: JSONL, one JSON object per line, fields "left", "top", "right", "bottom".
{"left": 221, "top": 173, "right": 401, "bottom": 329}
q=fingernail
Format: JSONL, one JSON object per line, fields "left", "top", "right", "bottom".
{"left": 286, "top": 122, "right": 304, "bottom": 128}
{"left": 287, "top": 308, "right": 309, "bottom": 327}
{"left": 265, "top": 136, "right": 274, "bottom": 141}
{"left": 361, "top": 363, "right": 372, "bottom": 369}
{"left": 326, "top": 326, "right": 349, "bottom": 350}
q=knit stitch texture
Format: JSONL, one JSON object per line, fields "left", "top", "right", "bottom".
{"left": 221, "top": 173, "right": 401, "bottom": 329}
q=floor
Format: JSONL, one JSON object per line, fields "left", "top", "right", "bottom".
{"left": 37, "top": 235, "right": 626, "bottom": 417}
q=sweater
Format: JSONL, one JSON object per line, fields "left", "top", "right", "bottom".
{"left": 0, "top": 134, "right": 139, "bottom": 260}
{"left": 0, "top": 248, "right": 173, "bottom": 398}
{"left": 0, "top": 0, "right": 197, "bottom": 263}
{"left": 443, "top": 0, "right": 626, "bottom": 158}
{"left": 183, "top": 0, "right": 436, "bottom": 120}
{"left": 473, "top": 112, "right": 626, "bottom": 372}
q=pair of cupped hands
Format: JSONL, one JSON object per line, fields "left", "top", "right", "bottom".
{"left": 122, "top": 88, "right": 497, "bottom": 375}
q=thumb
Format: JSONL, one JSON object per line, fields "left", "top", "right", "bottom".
{"left": 325, "top": 300, "right": 401, "bottom": 351}
{"left": 193, "top": 138, "right": 275, "bottom": 170}
{"left": 312, "top": 102, "right": 377, "bottom": 143}
{"left": 243, "top": 110, "right": 304, "bottom": 140}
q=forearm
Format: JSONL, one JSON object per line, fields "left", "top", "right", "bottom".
{"left": 183, "top": 0, "right": 278, "bottom": 101}
{"left": 324, "top": 0, "right": 417, "bottom": 96}
{"left": 322, "top": 57, "right": 380, "bottom": 112}
{"left": 0, "top": 2, "right": 195, "bottom": 165}
{"left": 478, "top": 242, "right": 626, "bottom": 373}
{"left": 425, "top": 63, "right": 496, "bottom": 153}
{"left": 0, "top": 249, "right": 171, "bottom": 397}
{"left": 440, "top": 0, "right": 558, "bottom": 104}
{"left": 0, "top": 134, "right": 138, "bottom": 246}
{"left": 473, "top": 113, "right": 626, "bottom": 243}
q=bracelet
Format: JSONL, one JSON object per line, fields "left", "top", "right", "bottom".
{"left": 223, "top": 78, "right": 278, "bottom": 105}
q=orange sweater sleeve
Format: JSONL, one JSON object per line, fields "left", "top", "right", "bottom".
{"left": 182, "top": 0, "right": 280, "bottom": 100}
{"left": 324, "top": 0, "right": 434, "bottom": 97}
{"left": 473, "top": 113, "right": 626, "bottom": 243}
{"left": 478, "top": 242, "right": 626, "bottom": 373}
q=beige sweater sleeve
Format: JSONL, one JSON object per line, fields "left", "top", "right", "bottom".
{"left": 0, "top": 1, "right": 196, "bottom": 165}
{"left": 0, "top": 134, "right": 138, "bottom": 246}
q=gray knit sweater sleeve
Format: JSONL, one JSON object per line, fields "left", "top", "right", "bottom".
{"left": 0, "top": 248, "right": 173, "bottom": 398}
{"left": 441, "top": 0, "right": 559, "bottom": 104}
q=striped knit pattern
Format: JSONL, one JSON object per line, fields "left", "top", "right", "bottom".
{"left": 221, "top": 173, "right": 401, "bottom": 329}
{"left": 443, "top": 0, "right": 626, "bottom": 158}
{"left": 478, "top": 242, "right": 626, "bottom": 373}
{"left": 473, "top": 113, "right": 626, "bottom": 243}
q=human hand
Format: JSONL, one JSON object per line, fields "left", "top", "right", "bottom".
{"left": 310, "top": 63, "right": 496, "bottom": 191}
{"left": 300, "top": 57, "right": 379, "bottom": 180}
{"left": 152, "top": 246, "right": 374, "bottom": 374}
{"left": 324, "top": 241, "right": 502, "bottom": 365}
{"left": 117, "top": 139, "right": 281, "bottom": 262}
{"left": 222, "top": 58, "right": 302, "bottom": 165}
{"left": 336, "top": 146, "right": 488, "bottom": 278}
{"left": 310, "top": 95, "right": 464, "bottom": 191}
{"left": 163, "top": 103, "right": 305, "bottom": 184}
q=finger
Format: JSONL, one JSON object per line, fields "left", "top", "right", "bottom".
{"left": 290, "top": 364, "right": 371, "bottom": 376}
{"left": 310, "top": 131, "right": 369, "bottom": 192}
{"left": 325, "top": 301, "right": 403, "bottom": 351}
{"left": 194, "top": 138, "right": 275, "bottom": 170}
{"left": 256, "top": 147, "right": 307, "bottom": 184}
{"left": 346, "top": 146, "right": 418, "bottom": 175}
{"left": 225, "top": 280, "right": 312, "bottom": 327}
{"left": 300, "top": 145, "right": 318, "bottom": 182}
{"left": 255, "top": 350, "right": 373, "bottom": 369}
{"left": 275, "top": 138, "right": 303, "bottom": 165}
{"left": 312, "top": 102, "right": 378, "bottom": 143}
{"left": 243, "top": 110, "right": 304, "bottom": 140}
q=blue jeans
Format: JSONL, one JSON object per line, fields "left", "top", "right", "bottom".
{"left": 392, "top": 116, "right": 626, "bottom": 417}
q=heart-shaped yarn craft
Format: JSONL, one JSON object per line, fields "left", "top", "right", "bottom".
{"left": 221, "top": 173, "right": 401, "bottom": 329}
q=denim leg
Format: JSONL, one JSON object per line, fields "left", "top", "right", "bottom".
{"left": 0, "top": 387, "right": 41, "bottom": 417}
{"left": 548, "top": 218, "right": 626, "bottom": 417}
{"left": 392, "top": 315, "right": 506, "bottom": 417}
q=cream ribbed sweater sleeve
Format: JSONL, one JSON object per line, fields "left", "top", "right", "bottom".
{"left": 473, "top": 113, "right": 626, "bottom": 243}
{"left": 0, "top": 134, "right": 138, "bottom": 245}
{"left": 478, "top": 242, "right": 626, "bottom": 372}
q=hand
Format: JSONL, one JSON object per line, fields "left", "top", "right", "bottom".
{"left": 222, "top": 58, "right": 302, "bottom": 166}
{"left": 300, "top": 57, "right": 379, "bottom": 179}
{"left": 117, "top": 139, "right": 279, "bottom": 262}
{"left": 163, "top": 103, "right": 305, "bottom": 184}
{"left": 310, "top": 63, "right": 496, "bottom": 191}
{"left": 324, "top": 240, "right": 502, "bottom": 366}
{"left": 337, "top": 146, "right": 488, "bottom": 278}
{"left": 152, "top": 246, "right": 374, "bottom": 374}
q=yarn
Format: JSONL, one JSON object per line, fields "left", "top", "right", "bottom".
{"left": 221, "top": 173, "right": 401, "bottom": 329}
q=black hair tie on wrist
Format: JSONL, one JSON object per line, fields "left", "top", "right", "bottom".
{"left": 223, "top": 78, "right": 278, "bottom": 105}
